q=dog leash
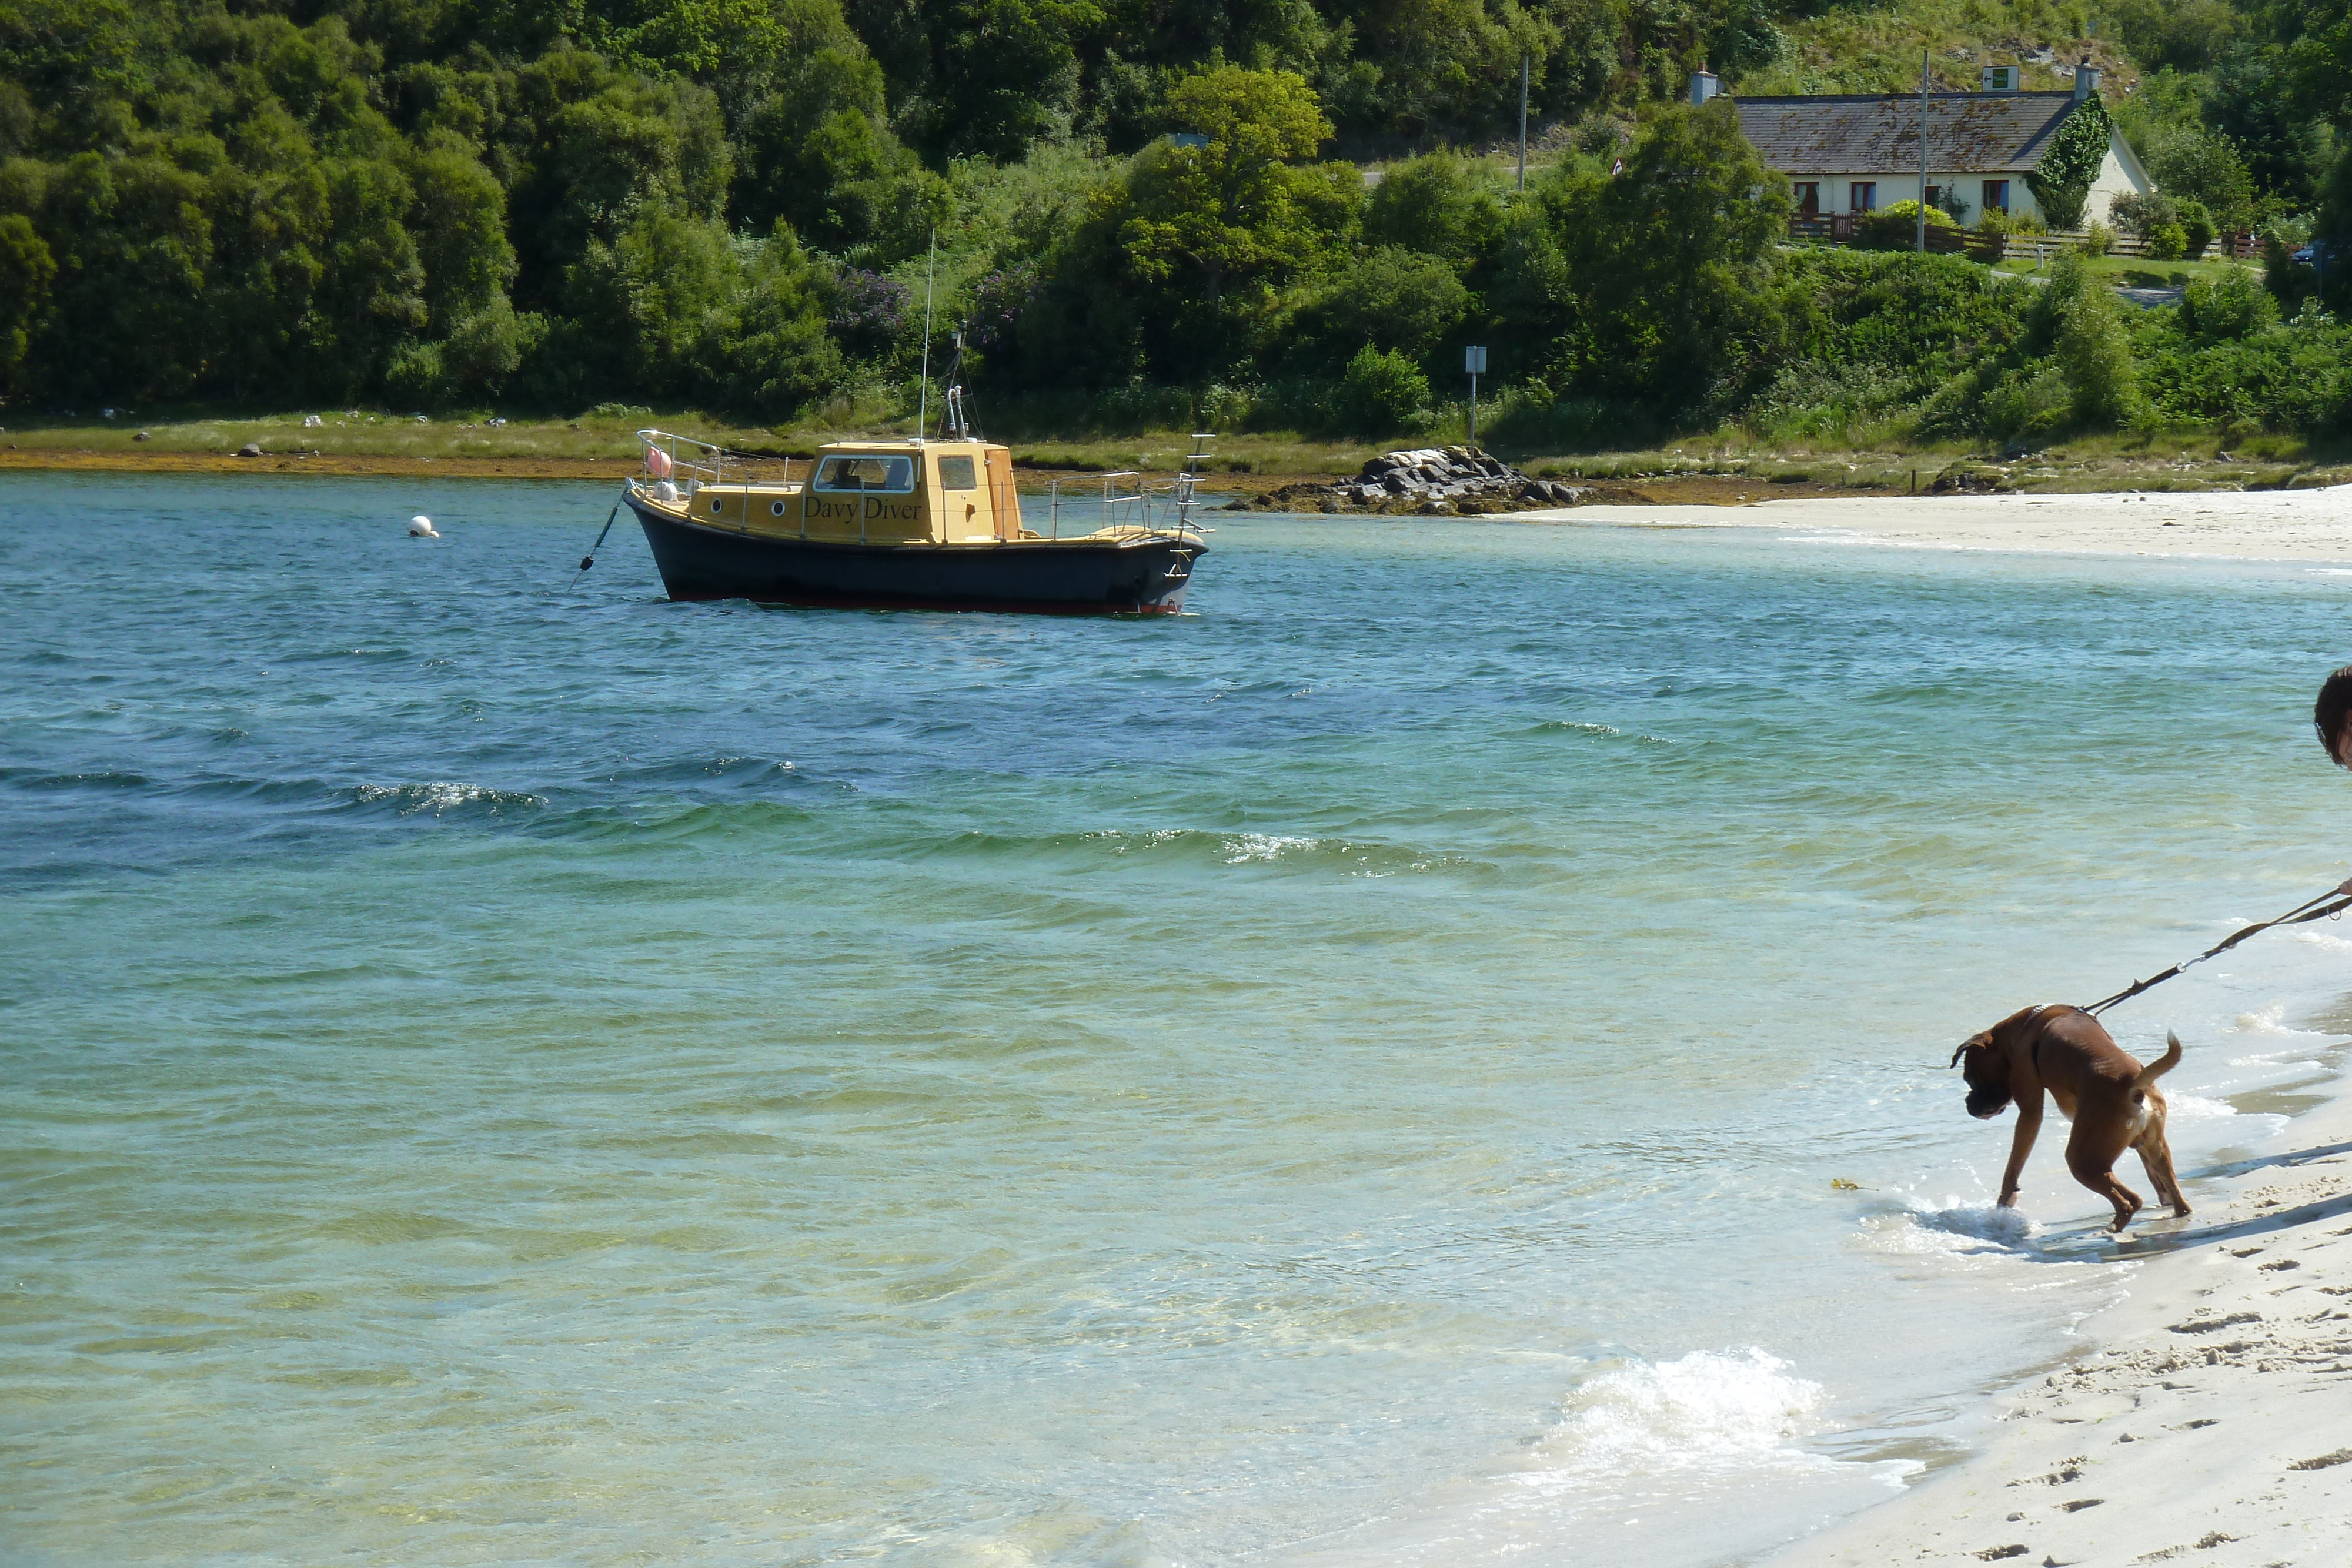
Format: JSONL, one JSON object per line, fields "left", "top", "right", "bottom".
{"left": 2082, "top": 877, "right": 2352, "bottom": 1016}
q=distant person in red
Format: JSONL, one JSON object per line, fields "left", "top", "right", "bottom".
{"left": 2318, "top": 667, "right": 2352, "bottom": 767}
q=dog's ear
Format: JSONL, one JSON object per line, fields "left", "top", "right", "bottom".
{"left": 1949, "top": 1042, "right": 1970, "bottom": 1069}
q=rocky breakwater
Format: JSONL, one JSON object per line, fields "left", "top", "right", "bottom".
{"left": 1235, "top": 446, "right": 1589, "bottom": 514}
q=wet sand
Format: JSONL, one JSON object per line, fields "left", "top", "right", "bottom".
{"left": 1765, "top": 1086, "right": 2352, "bottom": 1568}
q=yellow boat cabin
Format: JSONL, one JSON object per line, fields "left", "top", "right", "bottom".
{"left": 650, "top": 439, "right": 1030, "bottom": 546}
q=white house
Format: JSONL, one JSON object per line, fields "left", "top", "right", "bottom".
{"left": 1712, "top": 65, "right": 2152, "bottom": 229}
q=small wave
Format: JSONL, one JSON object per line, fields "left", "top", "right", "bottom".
{"left": 0, "top": 767, "right": 156, "bottom": 793}
{"left": 2226, "top": 1005, "right": 2340, "bottom": 1044}
{"left": 1079, "top": 829, "right": 1184, "bottom": 856}
{"left": 2163, "top": 1092, "right": 2239, "bottom": 1122}
{"left": 1529, "top": 1349, "right": 1832, "bottom": 1483}
{"left": 1223, "top": 832, "right": 1318, "bottom": 864}
{"left": 347, "top": 781, "right": 546, "bottom": 817}
{"left": 2293, "top": 930, "right": 2352, "bottom": 953}
{"left": 1524, "top": 718, "right": 1675, "bottom": 745}
{"left": 1866, "top": 1198, "right": 2036, "bottom": 1257}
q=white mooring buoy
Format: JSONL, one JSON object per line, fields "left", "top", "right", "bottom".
{"left": 408, "top": 514, "right": 439, "bottom": 538}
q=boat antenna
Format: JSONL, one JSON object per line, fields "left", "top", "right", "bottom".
{"left": 938, "top": 330, "right": 969, "bottom": 439}
{"left": 916, "top": 229, "right": 936, "bottom": 444}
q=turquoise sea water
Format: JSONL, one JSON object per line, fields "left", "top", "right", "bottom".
{"left": 6, "top": 474, "right": 2352, "bottom": 1567}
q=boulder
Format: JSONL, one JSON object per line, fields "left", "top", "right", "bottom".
{"left": 1930, "top": 464, "right": 2013, "bottom": 496}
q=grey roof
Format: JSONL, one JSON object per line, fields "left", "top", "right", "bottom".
{"left": 1732, "top": 92, "right": 2082, "bottom": 176}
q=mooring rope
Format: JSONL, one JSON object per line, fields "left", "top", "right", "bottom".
{"left": 2082, "top": 877, "right": 2352, "bottom": 1015}
{"left": 568, "top": 492, "right": 626, "bottom": 591}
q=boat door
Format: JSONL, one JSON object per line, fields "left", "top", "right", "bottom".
{"left": 984, "top": 448, "right": 1021, "bottom": 540}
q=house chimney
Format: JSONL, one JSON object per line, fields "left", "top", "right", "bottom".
{"left": 2074, "top": 58, "right": 2100, "bottom": 98}
{"left": 1690, "top": 68, "right": 1721, "bottom": 105}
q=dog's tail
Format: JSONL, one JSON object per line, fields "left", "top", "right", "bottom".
{"left": 2134, "top": 1031, "right": 2184, "bottom": 1095}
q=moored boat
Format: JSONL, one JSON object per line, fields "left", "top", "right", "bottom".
{"left": 622, "top": 428, "right": 1210, "bottom": 614}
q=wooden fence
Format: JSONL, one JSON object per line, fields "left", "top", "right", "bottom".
{"left": 1786, "top": 218, "right": 2261, "bottom": 263}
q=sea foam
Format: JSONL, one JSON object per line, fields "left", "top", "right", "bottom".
{"left": 1529, "top": 1349, "right": 1833, "bottom": 1484}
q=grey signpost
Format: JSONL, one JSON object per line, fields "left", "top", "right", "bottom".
{"left": 1465, "top": 346, "right": 1488, "bottom": 444}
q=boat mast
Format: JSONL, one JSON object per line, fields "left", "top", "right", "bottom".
{"left": 916, "top": 229, "right": 936, "bottom": 443}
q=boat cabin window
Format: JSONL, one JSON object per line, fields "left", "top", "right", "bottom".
{"left": 936, "top": 455, "right": 977, "bottom": 490}
{"left": 814, "top": 454, "right": 916, "bottom": 493}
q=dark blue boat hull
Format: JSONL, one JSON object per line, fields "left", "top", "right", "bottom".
{"left": 627, "top": 494, "right": 1204, "bottom": 614}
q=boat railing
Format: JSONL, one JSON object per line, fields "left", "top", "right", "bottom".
{"left": 636, "top": 427, "right": 731, "bottom": 495}
{"left": 1040, "top": 437, "right": 1217, "bottom": 544}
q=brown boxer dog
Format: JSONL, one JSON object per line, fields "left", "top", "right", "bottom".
{"left": 1950, "top": 1004, "right": 2191, "bottom": 1234}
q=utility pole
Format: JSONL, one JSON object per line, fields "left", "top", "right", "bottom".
{"left": 1918, "top": 48, "right": 1930, "bottom": 254}
{"left": 1465, "top": 346, "right": 1487, "bottom": 444}
{"left": 1517, "top": 55, "right": 1529, "bottom": 193}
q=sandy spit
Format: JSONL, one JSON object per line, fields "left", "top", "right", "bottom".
{"left": 1518, "top": 486, "right": 2352, "bottom": 564}
{"left": 1760, "top": 1078, "right": 2352, "bottom": 1567}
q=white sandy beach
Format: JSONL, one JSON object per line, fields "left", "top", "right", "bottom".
{"left": 1765, "top": 1084, "right": 2352, "bottom": 1568}
{"left": 1521, "top": 484, "right": 2352, "bottom": 564}
{"left": 1531, "top": 483, "right": 2352, "bottom": 1566}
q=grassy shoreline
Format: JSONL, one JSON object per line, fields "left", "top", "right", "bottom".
{"left": 3, "top": 410, "right": 2345, "bottom": 500}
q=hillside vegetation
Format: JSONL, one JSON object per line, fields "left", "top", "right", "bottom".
{"left": 4, "top": 0, "right": 2352, "bottom": 449}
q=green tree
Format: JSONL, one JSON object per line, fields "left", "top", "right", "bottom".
{"left": 2136, "top": 127, "right": 2259, "bottom": 232}
{"left": 1362, "top": 149, "right": 1504, "bottom": 271}
{"left": 2207, "top": 42, "right": 2326, "bottom": 208}
{"left": 1299, "top": 246, "right": 1469, "bottom": 362}
{"left": 563, "top": 205, "right": 739, "bottom": 397}
{"left": 2180, "top": 267, "right": 2280, "bottom": 340}
{"left": 502, "top": 50, "right": 732, "bottom": 310}
{"left": 1544, "top": 100, "right": 1789, "bottom": 417}
{"left": 1334, "top": 343, "right": 1432, "bottom": 433}
{"left": 306, "top": 155, "right": 427, "bottom": 396}
{"left": 0, "top": 208, "right": 52, "bottom": 392}
{"left": 2056, "top": 275, "right": 2138, "bottom": 424}
{"left": 2107, "top": 0, "right": 2246, "bottom": 72}
{"left": 713, "top": 219, "right": 843, "bottom": 415}
{"left": 36, "top": 152, "right": 213, "bottom": 399}
{"left": 1099, "top": 64, "right": 1354, "bottom": 380}
{"left": 1323, "top": 0, "right": 1555, "bottom": 139}
{"left": 407, "top": 135, "right": 516, "bottom": 332}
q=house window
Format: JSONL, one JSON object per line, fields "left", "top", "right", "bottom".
{"left": 1850, "top": 182, "right": 1876, "bottom": 213}
{"left": 1925, "top": 185, "right": 1943, "bottom": 210}
{"left": 1982, "top": 179, "right": 2010, "bottom": 213}
{"left": 1792, "top": 182, "right": 1820, "bottom": 216}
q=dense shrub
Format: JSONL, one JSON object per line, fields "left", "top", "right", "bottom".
{"left": 1334, "top": 346, "right": 1434, "bottom": 433}
{"left": 1854, "top": 199, "right": 1959, "bottom": 250}
{"left": 2056, "top": 281, "right": 2139, "bottom": 424}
